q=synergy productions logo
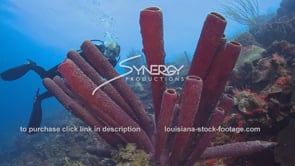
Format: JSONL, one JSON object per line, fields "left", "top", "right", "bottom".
{"left": 92, "top": 55, "right": 185, "bottom": 95}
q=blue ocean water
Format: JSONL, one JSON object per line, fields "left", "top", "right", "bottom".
{"left": 0, "top": 0, "right": 280, "bottom": 160}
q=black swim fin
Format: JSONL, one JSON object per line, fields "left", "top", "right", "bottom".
{"left": 0, "top": 59, "right": 36, "bottom": 81}
{"left": 26, "top": 89, "right": 42, "bottom": 134}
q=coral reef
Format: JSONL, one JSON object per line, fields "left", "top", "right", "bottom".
{"left": 274, "top": 118, "right": 295, "bottom": 166}
{"left": 226, "top": 34, "right": 295, "bottom": 165}
{"left": 112, "top": 143, "right": 151, "bottom": 166}
{"left": 235, "top": 45, "right": 265, "bottom": 68}
{"left": 222, "top": 36, "right": 295, "bottom": 165}
{"left": 43, "top": 7, "right": 276, "bottom": 166}
{"left": 251, "top": 17, "right": 295, "bottom": 47}
{"left": 230, "top": 47, "right": 294, "bottom": 129}
{"left": 277, "top": 0, "right": 295, "bottom": 18}
{"left": 231, "top": 41, "right": 294, "bottom": 91}
{"left": 0, "top": 112, "right": 110, "bottom": 166}
{"left": 233, "top": 32, "right": 260, "bottom": 47}
{"left": 261, "top": 40, "right": 295, "bottom": 63}
{"left": 250, "top": 0, "right": 295, "bottom": 47}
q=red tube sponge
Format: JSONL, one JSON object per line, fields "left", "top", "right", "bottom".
{"left": 140, "top": 7, "right": 166, "bottom": 124}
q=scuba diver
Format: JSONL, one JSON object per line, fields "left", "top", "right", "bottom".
{"left": 0, "top": 40, "right": 120, "bottom": 134}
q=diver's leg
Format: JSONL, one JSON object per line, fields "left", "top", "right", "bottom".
{"left": 30, "top": 63, "right": 60, "bottom": 79}
{"left": 30, "top": 65, "right": 48, "bottom": 79}
{"left": 0, "top": 59, "right": 48, "bottom": 81}
{"left": 26, "top": 90, "right": 52, "bottom": 134}
{"left": 38, "top": 65, "right": 60, "bottom": 79}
